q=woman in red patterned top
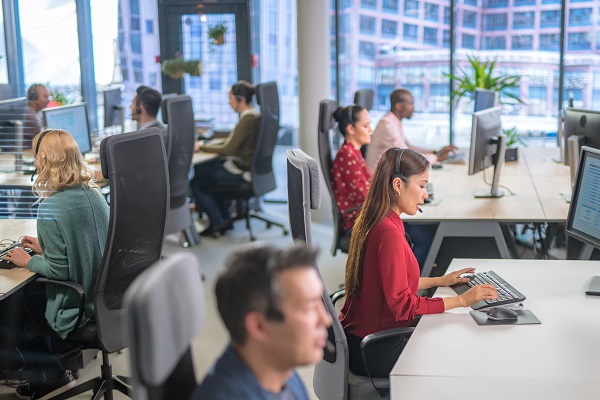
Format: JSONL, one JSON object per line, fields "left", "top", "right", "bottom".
{"left": 331, "top": 105, "right": 373, "bottom": 232}
{"left": 340, "top": 148, "right": 498, "bottom": 378}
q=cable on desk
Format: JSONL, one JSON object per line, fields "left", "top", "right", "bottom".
{"left": 482, "top": 167, "right": 516, "bottom": 195}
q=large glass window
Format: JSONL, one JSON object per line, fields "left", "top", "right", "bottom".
{"left": 484, "top": 36, "right": 506, "bottom": 50}
{"left": 359, "top": 41, "right": 376, "bottom": 59}
{"left": 484, "top": 13, "right": 508, "bottom": 31}
{"left": 359, "top": 15, "right": 376, "bottom": 34}
{"left": 569, "top": 8, "right": 592, "bottom": 26}
{"left": 462, "top": 33, "right": 476, "bottom": 49}
{"left": 405, "top": 0, "right": 420, "bottom": 19}
{"left": 512, "top": 35, "right": 533, "bottom": 50}
{"left": 541, "top": 10, "right": 561, "bottom": 28}
{"left": 403, "top": 24, "right": 419, "bottom": 41}
{"left": 513, "top": 12, "right": 534, "bottom": 29}
{"left": 19, "top": 0, "right": 81, "bottom": 101}
{"left": 383, "top": 0, "right": 399, "bottom": 12}
{"left": 463, "top": 11, "right": 477, "bottom": 29}
{"left": 382, "top": 20, "right": 398, "bottom": 37}
{"left": 424, "top": 3, "right": 439, "bottom": 22}
{"left": 0, "top": 6, "right": 9, "bottom": 84}
{"left": 424, "top": 27, "right": 438, "bottom": 45}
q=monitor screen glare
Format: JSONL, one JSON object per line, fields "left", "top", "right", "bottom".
{"left": 42, "top": 104, "right": 91, "bottom": 154}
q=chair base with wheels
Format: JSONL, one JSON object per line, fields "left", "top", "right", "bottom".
{"left": 165, "top": 202, "right": 201, "bottom": 247}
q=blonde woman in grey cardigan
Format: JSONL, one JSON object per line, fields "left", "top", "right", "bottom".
{"left": 2, "top": 129, "right": 109, "bottom": 399}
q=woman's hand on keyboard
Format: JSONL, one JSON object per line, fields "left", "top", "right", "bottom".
{"left": 21, "top": 236, "right": 42, "bottom": 255}
{"left": 2, "top": 247, "right": 32, "bottom": 268}
{"left": 460, "top": 284, "right": 498, "bottom": 307}
{"left": 438, "top": 267, "right": 476, "bottom": 287}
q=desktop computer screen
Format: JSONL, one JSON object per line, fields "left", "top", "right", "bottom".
{"left": 42, "top": 104, "right": 92, "bottom": 154}
{"left": 473, "top": 89, "right": 499, "bottom": 112}
{"left": 566, "top": 146, "right": 600, "bottom": 248}
{"left": 468, "top": 106, "right": 506, "bottom": 198}
{"left": 0, "top": 97, "right": 28, "bottom": 152}
{"left": 562, "top": 108, "right": 600, "bottom": 167}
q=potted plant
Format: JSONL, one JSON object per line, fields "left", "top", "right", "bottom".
{"left": 502, "top": 126, "right": 527, "bottom": 162}
{"left": 208, "top": 24, "right": 228, "bottom": 45}
{"left": 161, "top": 57, "right": 202, "bottom": 79}
{"left": 444, "top": 54, "right": 525, "bottom": 108}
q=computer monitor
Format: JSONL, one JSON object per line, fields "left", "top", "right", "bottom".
{"left": 42, "top": 104, "right": 92, "bottom": 154}
{"left": 103, "top": 86, "right": 123, "bottom": 130}
{"left": 0, "top": 97, "right": 28, "bottom": 171}
{"left": 562, "top": 108, "right": 600, "bottom": 167}
{"left": 468, "top": 106, "right": 506, "bottom": 198}
{"left": 473, "top": 88, "right": 499, "bottom": 112}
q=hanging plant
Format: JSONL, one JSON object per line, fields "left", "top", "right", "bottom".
{"left": 208, "top": 23, "right": 228, "bottom": 45}
{"left": 161, "top": 57, "right": 202, "bottom": 79}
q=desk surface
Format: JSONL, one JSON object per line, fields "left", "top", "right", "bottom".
{"left": 391, "top": 258, "right": 600, "bottom": 399}
{"left": 405, "top": 147, "right": 570, "bottom": 223}
{"left": 0, "top": 219, "right": 37, "bottom": 300}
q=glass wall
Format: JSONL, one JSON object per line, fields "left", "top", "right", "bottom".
{"left": 0, "top": 6, "right": 8, "bottom": 87}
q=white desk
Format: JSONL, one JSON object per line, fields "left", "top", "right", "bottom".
{"left": 390, "top": 258, "right": 600, "bottom": 400}
{"left": 0, "top": 218, "right": 37, "bottom": 300}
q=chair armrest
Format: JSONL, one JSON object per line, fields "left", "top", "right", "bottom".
{"left": 360, "top": 327, "right": 415, "bottom": 349}
{"left": 342, "top": 205, "right": 361, "bottom": 215}
{"left": 34, "top": 277, "right": 86, "bottom": 331}
{"left": 330, "top": 287, "right": 345, "bottom": 305}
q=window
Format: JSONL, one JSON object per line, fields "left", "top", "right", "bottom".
{"left": 443, "top": 30, "right": 450, "bottom": 48}
{"left": 430, "top": 83, "right": 449, "bottom": 96}
{"left": 403, "top": 23, "right": 418, "bottom": 41}
{"left": 484, "top": 36, "right": 506, "bottom": 49}
{"left": 382, "top": 20, "right": 398, "bottom": 37}
{"left": 130, "top": 0, "right": 139, "bottom": 15}
{"left": 359, "top": 41, "right": 376, "bottom": 59}
{"left": 360, "top": 15, "right": 376, "bottom": 34}
{"left": 357, "top": 66, "right": 375, "bottom": 83}
{"left": 424, "top": 27, "right": 438, "bottom": 45}
{"left": 444, "top": 7, "right": 450, "bottom": 24}
{"left": 541, "top": 10, "right": 561, "bottom": 28}
{"left": 569, "top": 8, "right": 592, "bottom": 26}
{"left": 512, "top": 35, "right": 533, "bottom": 50}
{"left": 404, "top": 0, "right": 420, "bottom": 18}
{"left": 424, "top": 3, "right": 438, "bottom": 21}
{"left": 131, "top": 17, "right": 140, "bottom": 31}
{"left": 568, "top": 32, "right": 591, "bottom": 50}
{"left": 462, "top": 33, "right": 476, "bottom": 49}
{"left": 514, "top": 0, "right": 535, "bottom": 5}
{"left": 542, "top": 0, "right": 560, "bottom": 3}
{"left": 484, "top": 0, "right": 508, "bottom": 8}
{"left": 383, "top": 0, "right": 399, "bottom": 12}
{"left": 463, "top": 11, "right": 477, "bottom": 28}
{"left": 132, "top": 60, "right": 143, "bottom": 83}
{"left": 340, "top": 14, "right": 350, "bottom": 33}
{"left": 513, "top": 12, "right": 534, "bottom": 29}
{"left": 361, "top": 0, "right": 377, "bottom": 8}
{"left": 269, "top": 34, "right": 278, "bottom": 45}
{"left": 464, "top": 0, "right": 478, "bottom": 5}
{"left": 529, "top": 86, "right": 547, "bottom": 100}
{"left": 130, "top": 33, "right": 142, "bottom": 54}
{"left": 145, "top": 20, "right": 154, "bottom": 34}
{"left": 540, "top": 33, "right": 560, "bottom": 51}
{"left": 484, "top": 13, "right": 507, "bottom": 31}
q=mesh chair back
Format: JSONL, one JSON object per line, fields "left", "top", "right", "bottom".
{"left": 286, "top": 148, "right": 320, "bottom": 244}
{"left": 317, "top": 100, "right": 347, "bottom": 255}
{"left": 125, "top": 252, "right": 204, "bottom": 400}
{"left": 251, "top": 82, "right": 280, "bottom": 196}
{"left": 353, "top": 89, "right": 375, "bottom": 110}
{"left": 0, "top": 185, "right": 38, "bottom": 218}
{"left": 164, "top": 95, "right": 196, "bottom": 209}
{"left": 97, "top": 127, "right": 169, "bottom": 352}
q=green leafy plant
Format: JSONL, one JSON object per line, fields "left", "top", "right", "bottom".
{"left": 444, "top": 54, "right": 525, "bottom": 106}
{"left": 161, "top": 57, "right": 202, "bottom": 79}
{"left": 502, "top": 126, "right": 527, "bottom": 148}
{"left": 208, "top": 23, "right": 228, "bottom": 45}
{"left": 48, "top": 86, "right": 71, "bottom": 106}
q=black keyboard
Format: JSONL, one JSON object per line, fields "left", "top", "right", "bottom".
{"left": 0, "top": 243, "right": 33, "bottom": 269}
{"left": 450, "top": 270, "right": 526, "bottom": 310}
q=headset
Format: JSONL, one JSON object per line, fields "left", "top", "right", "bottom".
{"left": 27, "top": 84, "right": 42, "bottom": 102}
{"left": 391, "top": 148, "right": 406, "bottom": 183}
{"left": 31, "top": 129, "right": 53, "bottom": 181}
{"left": 135, "top": 88, "right": 149, "bottom": 115}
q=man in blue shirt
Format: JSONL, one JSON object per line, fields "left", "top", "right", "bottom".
{"left": 191, "top": 242, "right": 332, "bottom": 399}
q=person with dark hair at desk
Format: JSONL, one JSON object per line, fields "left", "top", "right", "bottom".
{"left": 331, "top": 104, "right": 373, "bottom": 232}
{"left": 191, "top": 80, "right": 260, "bottom": 236}
{"left": 340, "top": 148, "right": 497, "bottom": 378}
{"left": 1, "top": 129, "right": 109, "bottom": 399}
{"left": 191, "top": 241, "right": 331, "bottom": 399}
{"left": 23, "top": 83, "right": 50, "bottom": 149}
{"left": 130, "top": 85, "right": 168, "bottom": 143}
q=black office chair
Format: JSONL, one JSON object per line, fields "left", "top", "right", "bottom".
{"left": 317, "top": 99, "right": 354, "bottom": 256}
{"left": 0, "top": 185, "right": 38, "bottom": 218}
{"left": 162, "top": 95, "right": 201, "bottom": 247}
{"left": 286, "top": 148, "right": 412, "bottom": 399}
{"left": 125, "top": 252, "right": 204, "bottom": 400}
{"left": 28, "top": 127, "right": 170, "bottom": 400}
{"left": 354, "top": 89, "right": 374, "bottom": 159}
{"left": 211, "top": 82, "right": 288, "bottom": 241}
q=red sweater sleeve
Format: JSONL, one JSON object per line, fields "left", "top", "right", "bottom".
{"left": 377, "top": 229, "right": 445, "bottom": 321}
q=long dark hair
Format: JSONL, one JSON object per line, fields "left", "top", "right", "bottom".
{"left": 345, "top": 148, "right": 429, "bottom": 296}
{"left": 333, "top": 104, "right": 366, "bottom": 137}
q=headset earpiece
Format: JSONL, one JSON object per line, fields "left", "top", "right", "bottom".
{"left": 391, "top": 148, "right": 406, "bottom": 182}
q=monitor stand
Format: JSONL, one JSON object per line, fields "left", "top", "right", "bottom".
{"left": 474, "top": 135, "right": 507, "bottom": 198}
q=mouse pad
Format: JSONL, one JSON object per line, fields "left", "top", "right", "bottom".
{"left": 469, "top": 309, "right": 541, "bottom": 326}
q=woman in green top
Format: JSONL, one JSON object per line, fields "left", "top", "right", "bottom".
{"left": 2, "top": 129, "right": 109, "bottom": 399}
{"left": 191, "top": 81, "right": 260, "bottom": 236}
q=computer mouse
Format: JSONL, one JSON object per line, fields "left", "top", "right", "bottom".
{"left": 432, "top": 162, "right": 443, "bottom": 169}
{"left": 486, "top": 307, "right": 518, "bottom": 321}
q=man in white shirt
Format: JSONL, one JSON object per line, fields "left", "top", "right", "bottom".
{"left": 365, "top": 88, "right": 457, "bottom": 172}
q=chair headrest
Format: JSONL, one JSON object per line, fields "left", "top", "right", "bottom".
{"left": 287, "top": 148, "right": 320, "bottom": 210}
{"left": 354, "top": 88, "right": 375, "bottom": 110}
{"left": 318, "top": 100, "right": 337, "bottom": 134}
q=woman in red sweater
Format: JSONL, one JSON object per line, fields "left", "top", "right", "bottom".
{"left": 331, "top": 104, "right": 373, "bottom": 232}
{"left": 339, "top": 148, "right": 498, "bottom": 377}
